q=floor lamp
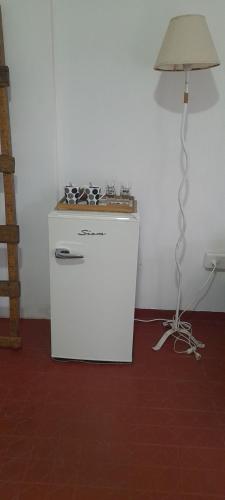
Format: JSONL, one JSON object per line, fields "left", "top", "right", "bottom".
{"left": 152, "top": 15, "right": 220, "bottom": 359}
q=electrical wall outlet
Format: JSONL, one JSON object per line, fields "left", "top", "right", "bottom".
{"left": 204, "top": 252, "right": 225, "bottom": 271}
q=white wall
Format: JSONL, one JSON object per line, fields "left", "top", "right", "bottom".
{"left": 0, "top": 0, "right": 57, "bottom": 318}
{"left": 1, "top": 0, "right": 225, "bottom": 318}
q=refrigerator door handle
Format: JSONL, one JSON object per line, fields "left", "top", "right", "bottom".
{"left": 55, "top": 248, "right": 84, "bottom": 260}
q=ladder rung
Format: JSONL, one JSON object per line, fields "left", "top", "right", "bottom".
{"left": 0, "top": 281, "right": 20, "bottom": 298}
{"left": 0, "top": 155, "right": 15, "bottom": 173}
{"left": 0, "top": 225, "right": 19, "bottom": 243}
{"left": 0, "top": 336, "right": 21, "bottom": 349}
{"left": 0, "top": 65, "right": 9, "bottom": 87}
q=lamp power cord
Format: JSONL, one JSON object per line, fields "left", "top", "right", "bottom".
{"left": 136, "top": 69, "right": 216, "bottom": 360}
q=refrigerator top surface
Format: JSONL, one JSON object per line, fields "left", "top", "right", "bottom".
{"left": 48, "top": 210, "right": 139, "bottom": 222}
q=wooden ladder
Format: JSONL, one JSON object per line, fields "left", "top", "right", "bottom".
{"left": 0, "top": 8, "right": 21, "bottom": 348}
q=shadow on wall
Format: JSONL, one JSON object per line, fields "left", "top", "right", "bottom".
{"left": 153, "top": 67, "right": 220, "bottom": 304}
{"left": 154, "top": 69, "right": 219, "bottom": 113}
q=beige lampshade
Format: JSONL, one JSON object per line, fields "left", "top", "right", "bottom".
{"left": 154, "top": 14, "right": 220, "bottom": 71}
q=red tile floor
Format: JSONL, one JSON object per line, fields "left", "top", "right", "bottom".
{"left": 0, "top": 312, "right": 225, "bottom": 499}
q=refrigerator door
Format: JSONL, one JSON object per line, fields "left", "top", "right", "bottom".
{"left": 48, "top": 211, "right": 139, "bottom": 362}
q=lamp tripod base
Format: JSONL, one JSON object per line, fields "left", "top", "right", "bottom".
{"left": 152, "top": 322, "right": 205, "bottom": 359}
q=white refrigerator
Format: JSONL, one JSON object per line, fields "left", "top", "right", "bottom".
{"left": 48, "top": 210, "right": 139, "bottom": 362}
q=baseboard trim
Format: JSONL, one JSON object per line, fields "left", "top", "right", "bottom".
{"left": 1, "top": 308, "right": 224, "bottom": 323}
{"left": 135, "top": 308, "right": 225, "bottom": 321}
